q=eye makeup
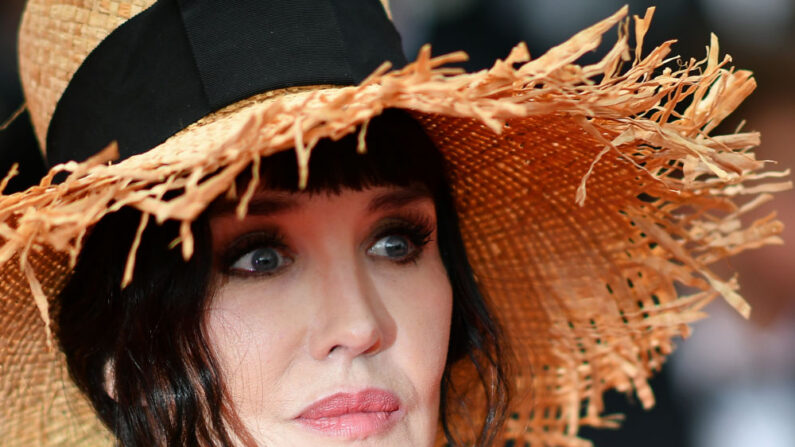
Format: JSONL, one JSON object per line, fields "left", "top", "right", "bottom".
{"left": 366, "top": 212, "right": 435, "bottom": 265}
{"left": 218, "top": 228, "right": 293, "bottom": 278}
{"left": 215, "top": 207, "right": 437, "bottom": 279}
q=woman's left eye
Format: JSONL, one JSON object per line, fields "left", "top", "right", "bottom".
{"left": 230, "top": 246, "right": 293, "bottom": 275}
{"left": 367, "top": 234, "right": 416, "bottom": 261}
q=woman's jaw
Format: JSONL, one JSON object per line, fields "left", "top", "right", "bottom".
{"left": 207, "top": 186, "right": 453, "bottom": 446}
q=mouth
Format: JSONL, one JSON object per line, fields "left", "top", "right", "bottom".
{"left": 294, "top": 388, "right": 403, "bottom": 439}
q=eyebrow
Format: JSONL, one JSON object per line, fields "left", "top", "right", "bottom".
{"left": 211, "top": 193, "right": 300, "bottom": 217}
{"left": 367, "top": 186, "right": 433, "bottom": 213}
{"left": 211, "top": 185, "right": 432, "bottom": 218}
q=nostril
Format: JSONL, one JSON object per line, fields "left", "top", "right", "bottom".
{"left": 363, "top": 339, "right": 381, "bottom": 355}
{"left": 324, "top": 332, "right": 382, "bottom": 359}
{"left": 327, "top": 344, "right": 343, "bottom": 357}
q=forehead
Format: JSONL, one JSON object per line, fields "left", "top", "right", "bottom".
{"left": 210, "top": 185, "right": 434, "bottom": 219}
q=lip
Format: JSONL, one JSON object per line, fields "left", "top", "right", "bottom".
{"left": 294, "top": 388, "right": 403, "bottom": 439}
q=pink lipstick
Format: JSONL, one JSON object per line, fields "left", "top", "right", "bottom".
{"left": 295, "top": 388, "right": 402, "bottom": 439}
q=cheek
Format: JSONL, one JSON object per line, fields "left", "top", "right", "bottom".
{"left": 378, "top": 253, "right": 454, "bottom": 407}
{"left": 205, "top": 282, "right": 303, "bottom": 415}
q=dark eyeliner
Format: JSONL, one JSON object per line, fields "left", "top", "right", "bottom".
{"left": 219, "top": 230, "right": 289, "bottom": 277}
{"left": 370, "top": 212, "right": 435, "bottom": 265}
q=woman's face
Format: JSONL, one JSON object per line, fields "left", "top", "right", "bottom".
{"left": 207, "top": 185, "right": 453, "bottom": 446}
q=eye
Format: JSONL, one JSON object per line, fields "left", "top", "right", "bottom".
{"left": 366, "top": 216, "right": 434, "bottom": 264}
{"left": 367, "top": 234, "right": 416, "bottom": 261}
{"left": 230, "top": 246, "right": 293, "bottom": 275}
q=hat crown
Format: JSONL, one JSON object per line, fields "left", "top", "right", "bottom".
{"left": 17, "top": 0, "right": 394, "bottom": 157}
{"left": 19, "top": 0, "right": 156, "bottom": 155}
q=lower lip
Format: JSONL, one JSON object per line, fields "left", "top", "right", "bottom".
{"left": 296, "top": 408, "right": 403, "bottom": 439}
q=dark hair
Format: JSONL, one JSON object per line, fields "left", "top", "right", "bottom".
{"left": 57, "top": 109, "right": 511, "bottom": 446}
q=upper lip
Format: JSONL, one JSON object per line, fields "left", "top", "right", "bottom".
{"left": 295, "top": 388, "right": 401, "bottom": 420}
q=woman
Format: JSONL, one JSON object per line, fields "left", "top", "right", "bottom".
{"left": 0, "top": 0, "right": 785, "bottom": 446}
{"left": 57, "top": 110, "right": 510, "bottom": 446}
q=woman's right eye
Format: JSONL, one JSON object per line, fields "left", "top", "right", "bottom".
{"left": 229, "top": 246, "right": 293, "bottom": 276}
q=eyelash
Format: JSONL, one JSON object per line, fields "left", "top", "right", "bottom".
{"left": 220, "top": 231, "right": 290, "bottom": 278}
{"left": 369, "top": 214, "right": 434, "bottom": 265}
{"left": 219, "top": 213, "right": 436, "bottom": 277}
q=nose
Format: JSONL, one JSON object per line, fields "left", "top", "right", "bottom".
{"left": 308, "top": 261, "right": 395, "bottom": 361}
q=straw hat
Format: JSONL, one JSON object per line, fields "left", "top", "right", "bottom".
{"left": 0, "top": 0, "right": 789, "bottom": 445}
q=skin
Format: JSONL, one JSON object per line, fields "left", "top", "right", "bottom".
{"left": 207, "top": 185, "right": 453, "bottom": 446}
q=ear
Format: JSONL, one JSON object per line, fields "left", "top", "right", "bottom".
{"left": 103, "top": 359, "right": 117, "bottom": 401}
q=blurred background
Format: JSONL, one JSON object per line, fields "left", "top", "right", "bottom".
{"left": 2, "top": 1, "right": 793, "bottom": 446}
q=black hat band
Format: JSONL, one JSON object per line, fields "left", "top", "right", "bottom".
{"left": 46, "top": 0, "right": 407, "bottom": 166}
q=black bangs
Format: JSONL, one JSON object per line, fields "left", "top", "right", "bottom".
{"left": 253, "top": 109, "right": 447, "bottom": 195}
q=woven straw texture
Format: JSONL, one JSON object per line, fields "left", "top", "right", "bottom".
{"left": 18, "top": 0, "right": 153, "bottom": 154}
{"left": 2, "top": 1, "right": 790, "bottom": 446}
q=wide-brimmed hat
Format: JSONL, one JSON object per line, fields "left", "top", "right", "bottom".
{"left": 1, "top": 0, "right": 789, "bottom": 446}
